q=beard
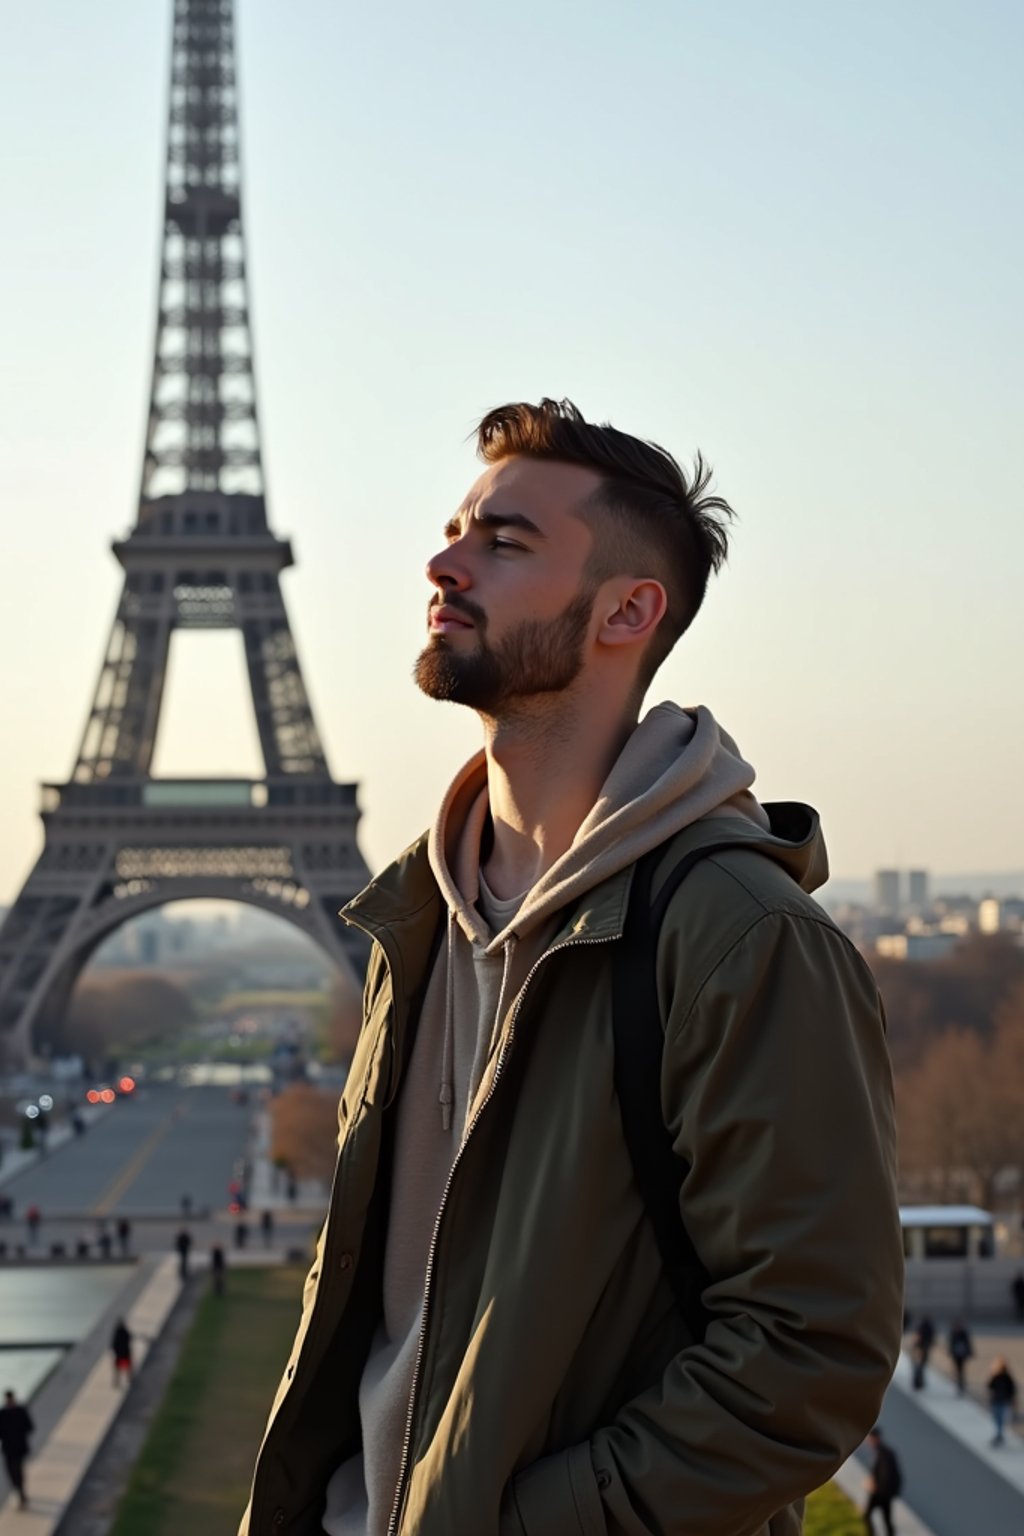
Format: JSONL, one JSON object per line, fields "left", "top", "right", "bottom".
{"left": 414, "top": 588, "right": 594, "bottom": 713}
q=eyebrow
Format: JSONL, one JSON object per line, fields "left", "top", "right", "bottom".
{"left": 443, "top": 508, "right": 547, "bottom": 540}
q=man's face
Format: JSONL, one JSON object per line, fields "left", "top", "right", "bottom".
{"left": 415, "top": 456, "right": 604, "bottom": 713}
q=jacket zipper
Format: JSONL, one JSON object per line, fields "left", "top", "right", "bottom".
{"left": 386, "top": 930, "right": 617, "bottom": 1536}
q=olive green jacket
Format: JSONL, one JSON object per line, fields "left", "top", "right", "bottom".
{"left": 242, "top": 808, "right": 903, "bottom": 1536}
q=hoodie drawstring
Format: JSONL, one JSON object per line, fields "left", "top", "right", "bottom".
{"left": 491, "top": 938, "right": 516, "bottom": 1060}
{"left": 439, "top": 914, "right": 518, "bottom": 1136}
{"left": 439, "top": 909, "right": 456, "bottom": 1132}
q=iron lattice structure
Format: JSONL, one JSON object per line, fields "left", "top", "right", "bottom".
{"left": 0, "top": 0, "right": 370, "bottom": 1060}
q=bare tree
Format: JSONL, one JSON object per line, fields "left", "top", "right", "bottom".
{"left": 270, "top": 1084, "right": 339, "bottom": 1185}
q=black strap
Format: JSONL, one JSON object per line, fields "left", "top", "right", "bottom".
{"left": 612, "top": 840, "right": 742, "bottom": 1335}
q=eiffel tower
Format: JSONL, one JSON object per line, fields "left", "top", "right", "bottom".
{"left": 0, "top": 0, "right": 370, "bottom": 1062}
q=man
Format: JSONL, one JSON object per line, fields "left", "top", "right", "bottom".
{"left": 910, "top": 1314, "right": 935, "bottom": 1390}
{"left": 175, "top": 1226, "right": 192, "bottom": 1280}
{"left": 863, "top": 1426, "right": 902, "bottom": 1535}
{"left": 242, "top": 398, "right": 903, "bottom": 1536}
{"left": 0, "top": 1388, "right": 33, "bottom": 1509}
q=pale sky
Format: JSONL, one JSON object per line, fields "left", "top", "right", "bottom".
{"left": 1, "top": 0, "right": 1022, "bottom": 909}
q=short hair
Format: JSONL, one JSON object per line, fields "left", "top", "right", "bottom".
{"left": 476, "top": 397, "right": 734, "bottom": 688}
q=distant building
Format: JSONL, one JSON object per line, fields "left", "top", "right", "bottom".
{"left": 979, "top": 897, "right": 1024, "bottom": 935}
{"left": 876, "top": 932, "right": 959, "bottom": 962}
{"left": 907, "top": 869, "right": 929, "bottom": 908}
{"left": 873, "top": 869, "right": 901, "bottom": 915}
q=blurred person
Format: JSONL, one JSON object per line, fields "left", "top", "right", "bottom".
{"left": 911, "top": 1315, "right": 935, "bottom": 1390}
{"left": 175, "top": 1227, "right": 192, "bottom": 1280}
{"left": 116, "top": 1216, "right": 132, "bottom": 1257}
{"left": 0, "top": 1389, "right": 33, "bottom": 1508}
{"left": 1012, "top": 1270, "right": 1024, "bottom": 1322}
{"left": 260, "top": 1208, "right": 274, "bottom": 1249}
{"left": 24, "top": 1205, "right": 40, "bottom": 1244}
{"left": 111, "top": 1318, "right": 133, "bottom": 1388}
{"left": 235, "top": 1218, "right": 249, "bottom": 1251}
{"left": 862, "top": 1426, "right": 902, "bottom": 1536}
{"left": 948, "top": 1318, "right": 973, "bottom": 1395}
{"left": 96, "top": 1221, "right": 112, "bottom": 1260}
{"left": 211, "top": 1243, "right": 226, "bottom": 1297}
{"left": 241, "top": 399, "right": 903, "bottom": 1536}
{"left": 987, "top": 1356, "right": 1018, "bottom": 1446}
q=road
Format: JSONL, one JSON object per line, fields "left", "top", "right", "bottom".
{"left": 0, "top": 1083, "right": 324, "bottom": 1260}
{"left": 4, "top": 1084, "right": 251, "bottom": 1216}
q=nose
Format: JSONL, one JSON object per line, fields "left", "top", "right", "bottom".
{"left": 425, "top": 540, "right": 471, "bottom": 594}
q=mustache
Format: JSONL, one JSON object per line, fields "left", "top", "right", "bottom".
{"left": 429, "top": 594, "right": 487, "bottom": 628}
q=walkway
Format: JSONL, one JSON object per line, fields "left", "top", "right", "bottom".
{"left": 0, "top": 1256, "right": 180, "bottom": 1533}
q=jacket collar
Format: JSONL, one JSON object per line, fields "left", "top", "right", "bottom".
{"left": 340, "top": 802, "right": 823, "bottom": 999}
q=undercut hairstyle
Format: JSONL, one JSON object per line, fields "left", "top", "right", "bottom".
{"left": 476, "top": 398, "right": 735, "bottom": 690}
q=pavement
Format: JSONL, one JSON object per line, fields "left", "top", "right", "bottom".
{"left": 0, "top": 1253, "right": 181, "bottom": 1533}
{"left": 0, "top": 1084, "right": 326, "bottom": 1533}
{"left": 830, "top": 1341, "right": 1024, "bottom": 1536}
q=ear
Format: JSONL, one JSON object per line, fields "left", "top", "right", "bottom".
{"left": 596, "top": 579, "right": 668, "bottom": 650}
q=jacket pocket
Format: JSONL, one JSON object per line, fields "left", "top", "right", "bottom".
{"left": 500, "top": 1443, "right": 605, "bottom": 1536}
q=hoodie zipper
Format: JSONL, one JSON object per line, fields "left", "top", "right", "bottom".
{"left": 386, "top": 928, "right": 617, "bottom": 1536}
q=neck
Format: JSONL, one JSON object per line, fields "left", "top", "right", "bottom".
{"left": 479, "top": 684, "right": 638, "bottom": 899}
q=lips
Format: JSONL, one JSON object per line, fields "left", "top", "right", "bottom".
{"left": 429, "top": 604, "right": 475, "bottom": 632}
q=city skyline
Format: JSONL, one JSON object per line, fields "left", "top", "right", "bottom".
{"left": 2, "top": 0, "right": 1022, "bottom": 906}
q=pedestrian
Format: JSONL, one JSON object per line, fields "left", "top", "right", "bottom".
{"left": 863, "top": 1426, "right": 902, "bottom": 1536}
{"left": 235, "top": 1217, "right": 248, "bottom": 1250}
{"left": 240, "top": 398, "right": 903, "bottom": 1535}
{"left": 948, "top": 1318, "right": 974, "bottom": 1395}
{"left": 116, "top": 1216, "right": 131, "bottom": 1257}
{"left": 111, "top": 1318, "right": 133, "bottom": 1388}
{"left": 0, "top": 1388, "right": 33, "bottom": 1509}
{"left": 911, "top": 1314, "right": 935, "bottom": 1390}
{"left": 175, "top": 1227, "right": 192, "bottom": 1280}
{"left": 1012, "top": 1270, "right": 1024, "bottom": 1323}
{"left": 987, "top": 1356, "right": 1018, "bottom": 1446}
{"left": 96, "top": 1222, "right": 113, "bottom": 1260}
{"left": 259, "top": 1208, "right": 274, "bottom": 1249}
{"left": 210, "top": 1243, "right": 226, "bottom": 1297}
{"left": 24, "top": 1205, "right": 40, "bottom": 1245}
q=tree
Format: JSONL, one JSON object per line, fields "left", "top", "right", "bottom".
{"left": 897, "top": 1025, "right": 1019, "bottom": 1209}
{"left": 873, "top": 933, "right": 1024, "bottom": 1071}
{"left": 270, "top": 1084, "right": 339, "bottom": 1185}
{"left": 42, "top": 971, "right": 196, "bottom": 1061}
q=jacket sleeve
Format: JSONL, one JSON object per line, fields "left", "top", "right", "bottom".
{"left": 506, "top": 909, "right": 904, "bottom": 1536}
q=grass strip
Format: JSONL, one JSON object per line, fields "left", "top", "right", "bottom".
{"left": 805, "top": 1479, "right": 865, "bottom": 1535}
{"left": 111, "top": 1266, "right": 301, "bottom": 1536}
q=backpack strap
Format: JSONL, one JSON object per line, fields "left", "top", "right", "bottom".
{"left": 611, "top": 838, "right": 745, "bottom": 1335}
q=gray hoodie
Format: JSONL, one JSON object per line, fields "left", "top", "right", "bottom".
{"left": 322, "top": 703, "right": 770, "bottom": 1535}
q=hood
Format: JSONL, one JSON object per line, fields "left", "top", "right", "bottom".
{"left": 428, "top": 702, "right": 792, "bottom": 954}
